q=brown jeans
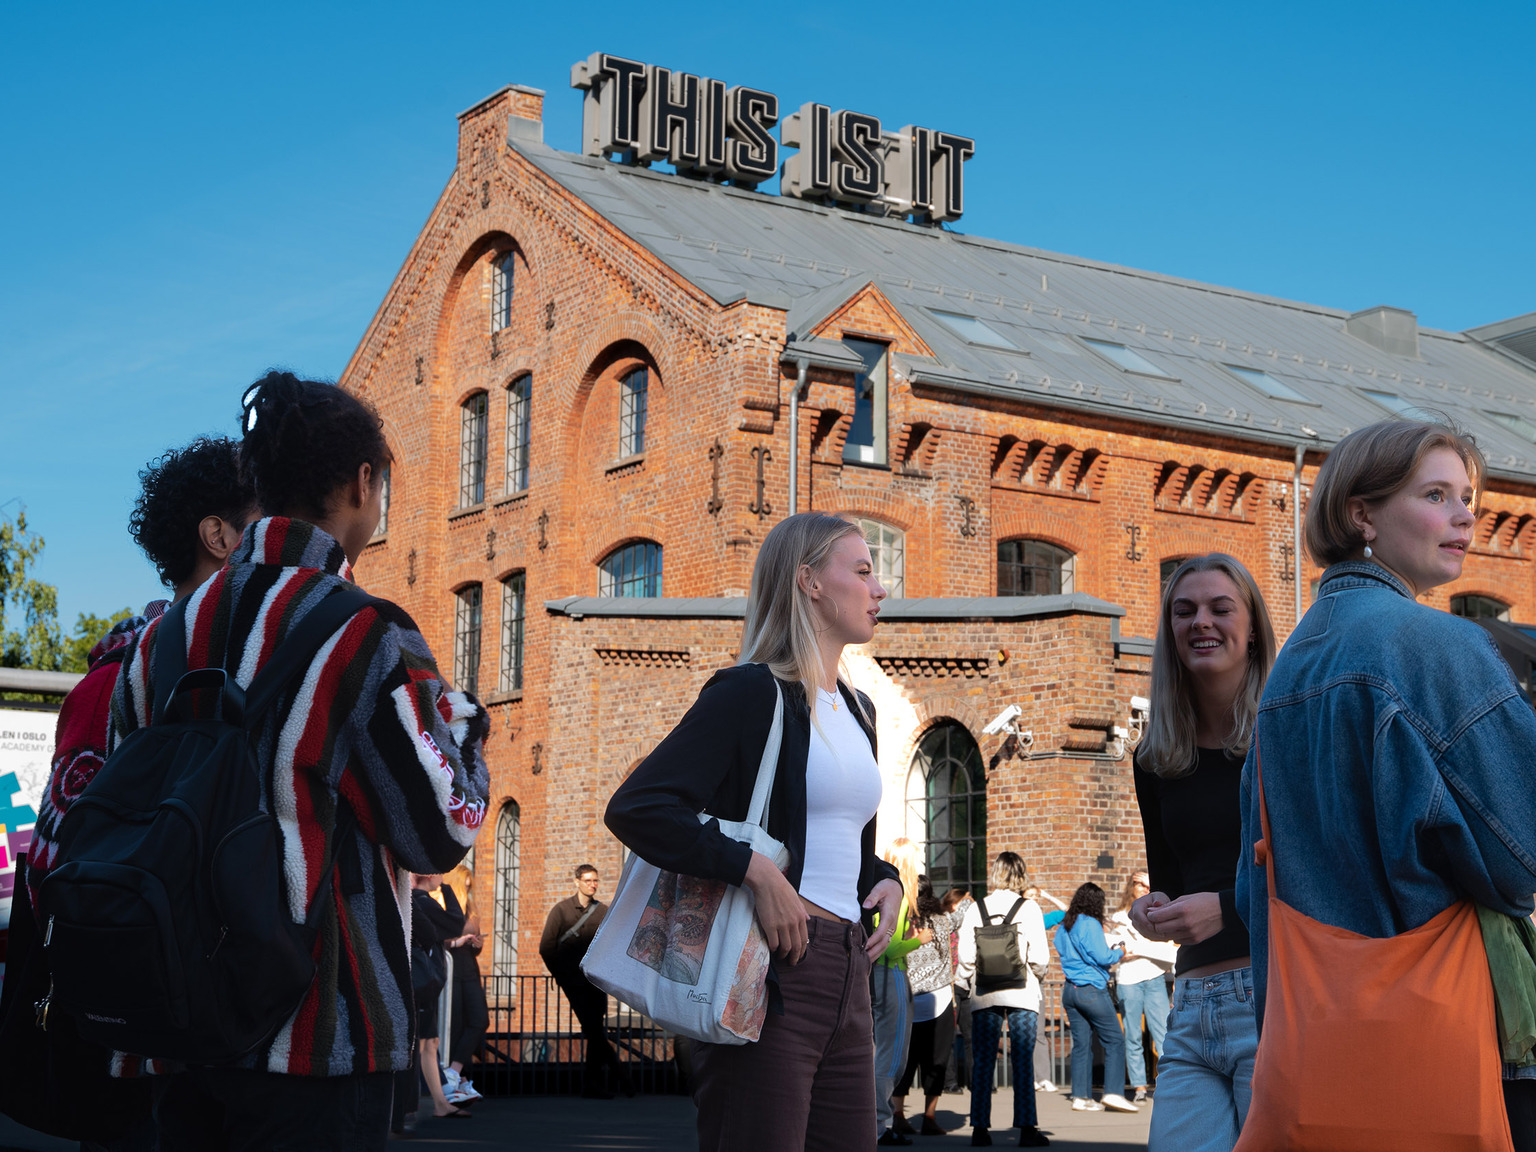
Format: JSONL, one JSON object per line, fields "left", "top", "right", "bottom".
{"left": 693, "top": 917, "right": 874, "bottom": 1151}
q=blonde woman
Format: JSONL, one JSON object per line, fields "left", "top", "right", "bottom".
{"left": 1109, "top": 871, "right": 1176, "bottom": 1103}
{"left": 1130, "top": 553, "right": 1276, "bottom": 1152}
{"left": 606, "top": 512, "right": 904, "bottom": 1152}
{"left": 874, "top": 837, "right": 928, "bottom": 1146}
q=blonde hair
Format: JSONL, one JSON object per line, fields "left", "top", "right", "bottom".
{"left": 1140, "top": 554, "right": 1277, "bottom": 779}
{"left": 738, "top": 512, "right": 870, "bottom": 723}
{"left": 884, "top": 837, "right": 923, "bottom": 908}
{"left": 989, "top": 851, "right": 1030, "bottom": 894}
{"left": 444, "top": 862, "right": 475, "bottom": 920}
{"left": 1305, "top": 419, "right": 1485, "bottom": 567}
{"left": 1117, "top": 870, "right": 1149, "bottom": 913}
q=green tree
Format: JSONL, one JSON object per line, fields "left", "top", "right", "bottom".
{"left": 63, "top": 609, "right": 137, "bottom": 673}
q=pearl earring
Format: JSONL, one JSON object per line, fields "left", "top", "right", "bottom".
{"left": 1363, "top": 543, "right": 1374, "bottom": 559}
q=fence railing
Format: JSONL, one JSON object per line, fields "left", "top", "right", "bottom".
{"left": 470, "top": 974, "right": 1085, "bottom": 1096}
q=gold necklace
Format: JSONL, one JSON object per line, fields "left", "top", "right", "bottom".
{"left": 822, "top": 686, "right": 839, "bottom": 711}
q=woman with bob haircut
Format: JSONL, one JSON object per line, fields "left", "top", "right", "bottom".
{"left": 1130, "top": 553, "right": 1277, "bottom": 1152}
{"left": 953, "top": 851, "right": 1051, "bottom": 1147}
{"left": 1235, "top": 419, "right": 1536, "bottom": 1146}
{"left": 605, "top": 511, "right": 904, "bottom": 1152}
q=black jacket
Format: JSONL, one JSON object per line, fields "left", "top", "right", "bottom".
{"left": 605, "top": 663, "right": 899, "bottom": 904}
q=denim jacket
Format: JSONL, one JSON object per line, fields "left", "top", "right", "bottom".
{"left": 1237, "top": 561, "right": 1536, "bottom": 1030}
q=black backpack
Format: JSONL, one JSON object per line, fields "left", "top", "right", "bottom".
{"left": 36, "top": 586, "right": 375, "bottom": 1064}
{"left": 973, "top": 895, "right": 1029, "bottom": 993}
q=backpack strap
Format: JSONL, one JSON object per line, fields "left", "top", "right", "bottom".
{"left": 150, "top": 597, "right": 191, "bottom": 726}
{"left": 243, "top": 587, "right": 378, "bottom": 732}
{"left": 978, "top": 899, "right": 996, "bottom": 926}
{"left": 1002, "top": 896, "right": 1026, "bottom": 925}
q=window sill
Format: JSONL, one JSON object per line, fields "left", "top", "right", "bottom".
{"left": 449, "top": 503, "right": 487, "bottom": 521}
{"left": 492, "top": 490, "right": 529, "bottom": 508}
{"left": 483, "top": 689, "right": 524, "bottom": 705}
{"left": 606, "top": 452, "right": 646, "bottom": 474}
{"left": 366, "top": 533, "right": 388, "bottom": 547}
{"left": 840, "top": 457, "right": 891, "bottom": 472}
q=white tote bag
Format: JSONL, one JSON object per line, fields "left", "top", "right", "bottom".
{"left": 582, "top": 681, "right": 787, "bottom": 1045}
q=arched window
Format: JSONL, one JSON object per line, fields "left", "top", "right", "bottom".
{"left": 906, "top": 723, "right": 987, "bottom": 893}
{"left": 997, "top": 539, "right": 1075, "bottom": 596}
{"left": 1451, "top": 594, "right": 1512, "bottom": 622}
{"left": 620, "top": 367, "right": 648, "bottom": 457}
{"left": 459, "top": 392, "right": 488, "bottom": 507}
{"left": 491, "top": 250, "right": 515, "bottom": 332}
{"left": 454, "top": 584, "right": 483, "bottom": 695}
{"left": 859, "top": 518, "right": 905, "bottom": 598}
{"left": 1159, "top": 555, "right": 1190, "bottom": 595}
{"left": 505, "top": 375, "right": 531, "bottom": 494}
{"left": 493, "top": 801, "right": 521, "bottom": 976}
{"left": 500, "top": 572, "right": 525, "bottom": 693}
{"left": 599, "top": 541, "right": 663, "bottom": 598}
{"left": 372, "top": 463, "right": 391, "bottom": 538}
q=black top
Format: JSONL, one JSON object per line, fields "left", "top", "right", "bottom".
{"left": 605, "top": 663, "right": 899, "bottom": 906}
{"left": 1133, "top": 745, "right": 1252, "bottom": 975}
{"left": 539, "top": 894, "right": 609, "bottom": 980}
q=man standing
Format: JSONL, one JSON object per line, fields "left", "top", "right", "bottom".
{"left": 540, "top": 864, "right": 626, "bottom": 1098}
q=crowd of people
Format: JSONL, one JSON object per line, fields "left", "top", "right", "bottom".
{"left": 2, "top": 370, "right": 1532, "bottom": 1152}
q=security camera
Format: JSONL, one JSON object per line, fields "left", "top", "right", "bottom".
{"left": 1130, "top": 696, "right": 1150, "bottom": 714}
{"left": 983, "top": 704, "right": 1023, "bottom": 736}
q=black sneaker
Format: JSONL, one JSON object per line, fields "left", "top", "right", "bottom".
{"left": 877, "top": 1131, "right": 913, "bottom": 1147}
{"left": 970, "top": 1129, "right": 992, "bottom": 1147}
{"left": 1017, "top": 1127, "right": 1051, "bottom": 1147}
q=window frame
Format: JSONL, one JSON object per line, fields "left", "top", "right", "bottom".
{"left": 1220, "top": 363, "right": 1318, "bottom": 405}
{"left": 491, "top": 250, "right": 516, "bottom": 333}
{"left": 453, "top": 583, "right": 483, "bottom": 696}
{"left": 372, "top": 462, "right": 391, "bottom": 538}
{"left": 492, "top": 801, "right": 520, "bottom": 976}
{"left": 599, "top": 540, "right": 663, "bottom": 598}
{"left": 500, "top": 571, "right": 526, "bottom": 693}
{"left": 619, "top": 367, "right": 649, "bottom": 458}
{"left": 1080, "top": 337, "right": 1178, "bottom": 380}
{"left": 505, "top": 374, "right": 531, "bottom": 495}
{"left": 1450, "top": 593, "right": 1512, "bottom": 622}
{"left": 459, "top": 391, "right": 489, "bottom": 508}
{"left": 996, "top": 538, "right": 1075, "bottom": 596}
{"left": 841, "top": 337, "right": 890, "bottom": 467}
{"left": 857, "top": 517, "right": 905, "bottom": 598}
{"left": 905, "top": 722, "right": 988, "bottom": 895}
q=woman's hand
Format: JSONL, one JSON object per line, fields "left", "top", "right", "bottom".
{"left": 914, "top": 925, "right": 935, "bottom": 945}
{"left": 1144, "top": 891, "right": 1225, "bottom": 945}
{"left": 1131, "top": 891, "right": 1173, "bottom": 938}
{"left": 862, "top": 879, "right": 904, "bottom": 961}
{"left": 745, "top": 851, "right": 810, "bottom": 965}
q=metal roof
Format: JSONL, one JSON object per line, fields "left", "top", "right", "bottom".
{"left": 515, "top": 140, "right": 1536, "bottom": 482}
{"left": 544, "top": 593, "right": 1122, "bottom": 620}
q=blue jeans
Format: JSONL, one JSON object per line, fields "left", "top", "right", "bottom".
{"left": 968, "top": 1006, "right": 1038, "bottom": 1130}
{"left": 1147, "top": 967, "right": 1258, "bottom": 1152}
{"left": 1119, "top": 975, "right": 1170, "bottom": 1089}
{"left": 1062, "top": 982, "right": 1125, "bottom": 1101}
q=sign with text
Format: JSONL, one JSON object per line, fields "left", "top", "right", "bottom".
{"left": 571, "top": 53, "right": 975, "bottom": 223}
{"left": 0, "top": 708, "right": 50, "bottom": 964}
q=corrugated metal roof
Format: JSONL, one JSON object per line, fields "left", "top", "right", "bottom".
{"left": 517, "top": 141, "right": 1536, "bottom": 482}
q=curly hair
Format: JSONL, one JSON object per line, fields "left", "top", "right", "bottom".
{"left": 128, "top": 436, "right": 257, "bottom": 588}
{"left": 1060, "top": 882, "right": 1106, "bottom": 933}
{"left": 239, "top": 370, "right": 391, "bottom": 520}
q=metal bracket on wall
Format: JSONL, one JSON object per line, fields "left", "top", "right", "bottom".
{"left": 707, "top": 438, "right": 724, "bottom": 515}
{"left": 490, "top": 329, "right": 500, "bottom": 360}
{"left": 537, "top": 510, "right": 549, "bottom": 551}
{"left": 486, "top": 529, "right": 497, "bottom": 561}
{"left": 406, "top": 547, "right": 417, "bottom": 586}
{"left": 749, "top": 446, "right": 773, "bottom": 519}
{"left": 957, "top": 495, "right": 978, "bottom": 538}
{"left": 415, "top": 356, "right": 424, "bottom": 387}
{"left": 545, "top": 301, "right": 556, "bottom": 331}
{"left": 1280, "top": 542, "right": 1295, "bottom": 583}
{"left": 530, "top": 742, "right": 544, "bottom": 775}
{"left": 481, "top": 180, "right": 490, "bottom": 208}
{"left": 1124, "top": 523, "right": 1146, "bottom": 562}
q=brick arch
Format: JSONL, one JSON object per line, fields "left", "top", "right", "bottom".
{"left": 890, "top": 690, "right": 989, "bottom": 773}
{"left": 990, "top": 504, "right": 1090, "bottom": 557}
{"left": 499, "top": 362, "right": 538, "bottom": 389}
{"left": 607, "top": 741, "right": 655, "bottom": 786}
{"left": 1150, "top": 523, "right": 1262, "bottom": 570}
{"left": 431, "top": 230, "right": 525, "bottom": 375}
{"left": 454, "top": 383, "right": 491, "bottom": 407}
{"left": 561, "top": 313, "right": 677, "bottom": 460}
{"left": 834, "top": 492, "right": 921, "bottom": 534}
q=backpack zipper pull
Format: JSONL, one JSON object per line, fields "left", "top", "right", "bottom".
{"left": 43, "top": 914, "right": 54, "bottom": 948}
{"left": 34, "top": 979, "right": 53, "bottom": 1032}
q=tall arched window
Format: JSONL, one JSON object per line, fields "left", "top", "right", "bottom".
{"left": 372, "top": 463, "right": 391, "bottom": 538}
{"left": 500, "top": 572, "right": 525, "bottom": 693}
{"left": 491, "top": 250, "right": 515, "bottom": 332}
{"left": 493, "top": 801, "right": 521, "bottom": 976}
{"left": 859, "top": 518, "right": 905, "bottom": 598}
{"left": 505, "top": 374, "right": 531, "bottom": 494}
{"left": 1451, "top": 594, "right": 1512, "bottom": 622}
{"left": 599, "top": 541, "right": 663, "bottom": 598}
{"left": 906, "top": 723, "right": 987, "bottom": 893}
{"left": 454, "top": 584, "right": 483, "bottom": 695}
{"left": 620, "top": 367, "right": 648, "bottom": 457}
{"left": 459, "top": 392, "right": 488, "bottom": 507}
{"left": 997, "top": 539, "right": 1075, "bottom": 596}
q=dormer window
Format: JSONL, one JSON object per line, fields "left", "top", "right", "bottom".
{"left": 843, "top": 338, "right": 889, "bottom": 466}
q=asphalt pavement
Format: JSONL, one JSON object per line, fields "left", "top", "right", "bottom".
{"left": 0, "top": 1087, "right": 1152, "bottom": 1151}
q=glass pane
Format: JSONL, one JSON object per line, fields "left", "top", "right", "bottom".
{"left": 931, "top": 310, "right": 1017, "bottom": 349}
{"left": 1082, "top": 338, "right": 1173, "bottom": 379}
{"left": 1225, "top": 364, "right": 1310, "bottom": 402}
{"left": 842, "top": 338, "right": 888, "bottom": 465}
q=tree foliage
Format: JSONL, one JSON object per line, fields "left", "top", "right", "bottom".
{"left": 1, "top": 509, "right": 132, "bottom": 673}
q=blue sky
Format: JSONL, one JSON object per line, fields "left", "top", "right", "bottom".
{"left": 2, "top": 1, "right": 1532, "bottom": 628}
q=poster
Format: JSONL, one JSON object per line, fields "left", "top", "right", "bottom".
{"left": 0, "top": 707, "right": 52, "bottom": 982}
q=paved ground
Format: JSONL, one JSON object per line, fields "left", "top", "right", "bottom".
{"left": 0, "top": 1087, "right": 1152, "bottom": 1151}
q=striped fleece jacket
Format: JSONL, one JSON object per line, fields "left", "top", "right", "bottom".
{"left": 106, "top": 516, "right": 491, "bottom": 1077}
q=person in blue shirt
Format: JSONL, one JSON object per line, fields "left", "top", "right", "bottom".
{"left": 1053, "top": 884, "right": 1137, "bottom": 1114}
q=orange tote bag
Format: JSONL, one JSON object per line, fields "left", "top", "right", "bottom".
{"left": 1233, "top": 753, "right": 1513, "bottom": 1152}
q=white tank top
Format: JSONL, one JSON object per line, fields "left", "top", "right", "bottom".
{"left": 797, "top": 687, "right": 884, "bottom": 922}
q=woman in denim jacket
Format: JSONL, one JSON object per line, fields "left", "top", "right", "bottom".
{"left": 1237, "top": 420, "right": 1536, "bottom": 1146}
{"left": 1131, "top": 554, "right": 1278, "bottom": 1152}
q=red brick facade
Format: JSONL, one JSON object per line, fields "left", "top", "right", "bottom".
{"left": 340, "top": 85, "right": 1536, "bottom": 973}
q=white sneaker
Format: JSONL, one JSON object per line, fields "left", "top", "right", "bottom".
{"left": 442, "top": 1067, "right": 461, "bottom": 1092}
{"left": 1101, "top": 1094, "right": 1140, "bottom": 1113}
{"left": 1034, "top": 1079, "right": 1057, "bottom": 1093}
{"left": 454, "top": 1077, "right": 483, "bottom": 1101}
{"left": 1070, "top": 1098, "right": 1104, "bottom": 1112}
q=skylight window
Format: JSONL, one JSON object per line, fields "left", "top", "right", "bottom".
{"left": 1488, "top": 411, "right": 1536, "bottom": 443}
{"left": 1361, "top": 389, "right": 1442, "bottom": 423}
{"left": 1223, "top": 364, "right": 1312, "bottom": 403}
{"left": 1082, "top": 338, "right": 1173, "bottom": 378}
{"left": 932, "top": 310, "right": 1017, "bottom": 349}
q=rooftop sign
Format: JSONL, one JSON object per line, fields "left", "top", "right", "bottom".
{"left": 571, "top": 53, "right": 975, "bottom": 223}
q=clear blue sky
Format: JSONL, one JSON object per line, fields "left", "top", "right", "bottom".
{"left": 3, "top": 1, "right": 1531, "bottom": 628}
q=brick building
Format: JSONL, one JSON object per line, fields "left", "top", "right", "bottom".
{"left": 339, "top": 79, "right": 1536, "bottom": 977}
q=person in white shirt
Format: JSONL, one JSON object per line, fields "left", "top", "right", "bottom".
{"left": 1109, "top": 871, "right": 1178, "bottom": 1103}
{"left": 954, "top": 853, "right": 1052, "bottom": 1148}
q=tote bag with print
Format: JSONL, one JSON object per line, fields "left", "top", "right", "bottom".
{"left": 581, "top": 682, "right": 788, "bottom": 1046}
{"left": 1233, "top": 751, "right": 1513, "bottom": 1152}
